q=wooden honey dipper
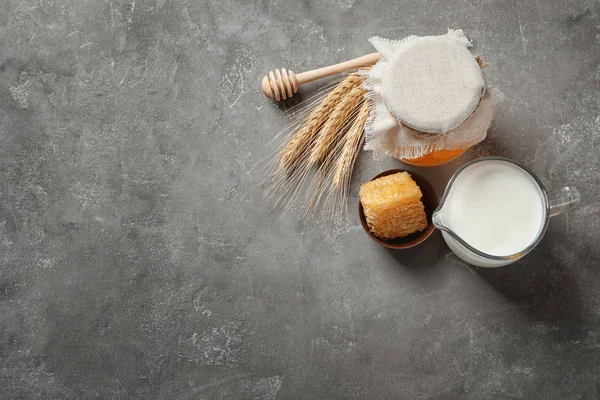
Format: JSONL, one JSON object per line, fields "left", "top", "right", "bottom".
{"left": 261, "top": 52, "right": 380, "bottom": 101}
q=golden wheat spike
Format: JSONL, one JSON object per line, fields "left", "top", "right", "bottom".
{"left": 309, "top": 85, "right": 365, "bottom": 166}
{"left": 333, "top": 102, "right": 369, "bottom": 189}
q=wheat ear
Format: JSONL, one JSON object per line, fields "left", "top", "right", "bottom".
{"left": 305, "top": 101, "right": 364, "bottom": 215}
{"left": 309, "top": 84, "right": 365, "bottom": 166}
{"left": 332, "top": 102, "right": 369, "bottom": 189}
{"left": 318, "top": 101, "right": 369, "bottom": 221}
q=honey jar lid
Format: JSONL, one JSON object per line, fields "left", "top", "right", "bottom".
{"left": 380, "top": 34, "right": 486, "bottom": 134}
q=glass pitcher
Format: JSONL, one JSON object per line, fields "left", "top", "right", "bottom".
{"left": 432, "top": 157, "right": 580, "bottom": 267}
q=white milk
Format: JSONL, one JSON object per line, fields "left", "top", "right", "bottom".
{"left": 444, "top": 161, "right": 545, "bottom": 256}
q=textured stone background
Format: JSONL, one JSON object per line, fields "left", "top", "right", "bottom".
{"left": 0, "top": 0, "right": 598, "bottom": 399}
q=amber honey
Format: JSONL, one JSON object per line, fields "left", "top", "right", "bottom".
{"left": 401, "top": 149, "right": 467, "bottom": 167}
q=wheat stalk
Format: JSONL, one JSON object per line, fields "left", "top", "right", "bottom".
{"left": 309, "top": 84, "right": 365, "bottom": 166}
{"left": 305, "top": 99, "right": 365, "bottom": 217}
{"left": 332, "top": 101, "right": 369, "bottom": 189}
{"left": 279, "top": 74, "right": 362, "bottom": 170}
{"left": 314, "top": 101, "right": 369, "bottom": 221}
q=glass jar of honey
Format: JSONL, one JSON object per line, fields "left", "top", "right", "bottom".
{"left": 363, "top": 30, "right": 492, "bottom": 166}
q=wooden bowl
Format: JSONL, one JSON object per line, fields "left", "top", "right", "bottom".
{"left": 359, "top": 169, "right": 438, "bottom": 249}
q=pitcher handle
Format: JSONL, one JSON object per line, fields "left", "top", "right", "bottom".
{"left": 548, "top": 187, "right": 580, "bottom": 217}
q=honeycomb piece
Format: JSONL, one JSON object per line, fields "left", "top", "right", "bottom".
{"left": 359, "top": 172, "right": 428, "bottom": 239}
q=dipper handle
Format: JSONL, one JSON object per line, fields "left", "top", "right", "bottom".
{"left": 261, "top": 52, "right": 380, "bottom": 101}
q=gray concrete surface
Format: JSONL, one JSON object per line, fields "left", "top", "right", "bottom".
{"left": 0, "top": 0, "right": 598, "bottom": 398}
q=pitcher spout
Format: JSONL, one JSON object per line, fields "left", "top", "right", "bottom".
{"left": 432, "top": 209, "right": 446, "bottom": 230}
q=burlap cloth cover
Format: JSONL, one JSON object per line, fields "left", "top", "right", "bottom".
{"left": 362, "top": 29, "right": 494, "bottom": 160}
